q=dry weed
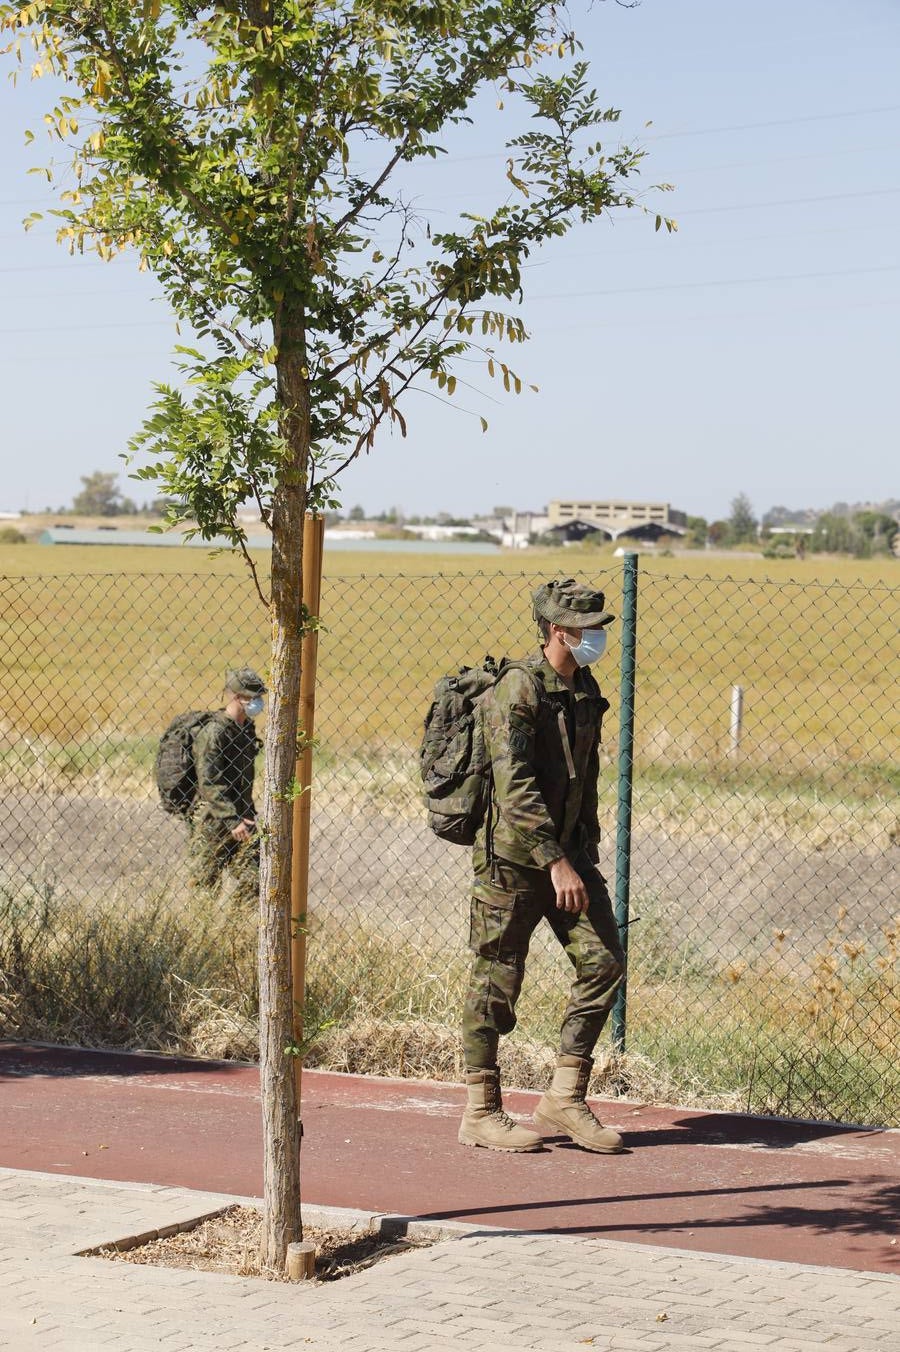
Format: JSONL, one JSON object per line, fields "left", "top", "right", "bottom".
{"left": 173, "top": 979, "right": 259, "bottom": 1062}
{"left": 302, "top": 1015, "right": 744, "bottom": 1111}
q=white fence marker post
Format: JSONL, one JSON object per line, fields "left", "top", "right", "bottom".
{"left": 730, "top": 684, "right": 744, "bottom": 758}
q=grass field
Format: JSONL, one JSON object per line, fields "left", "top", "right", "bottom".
{"left": 2, "top": 534, "right": 898, "bottom": 578}
{"left": 3, "top": 540, "right": 897, "bottom": 786}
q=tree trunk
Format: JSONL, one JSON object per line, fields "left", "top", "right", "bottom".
{"left": 258, "top": 303, "right": 310, "bottom": 1268}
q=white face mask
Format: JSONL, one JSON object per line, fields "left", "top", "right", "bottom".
{"left": 243, "top": 695, "right": 264, "bottom": 717}
{"left": 563, "top": 628, "right": 607, "bottom": 667}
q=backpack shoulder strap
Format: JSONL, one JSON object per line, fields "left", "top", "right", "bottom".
{"left": 493, "top": 655, "right": 545, "bottom": 705}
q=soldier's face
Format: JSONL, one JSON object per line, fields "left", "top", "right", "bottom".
{"left": 561, "top": 625, "right": 608, "bottom": 666}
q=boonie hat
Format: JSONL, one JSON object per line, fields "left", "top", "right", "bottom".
{"left": 532, "top": 578, "right": 615, "bottom": 629}
{"left": 225, "top": 667, "right": 267, "bottom": 697}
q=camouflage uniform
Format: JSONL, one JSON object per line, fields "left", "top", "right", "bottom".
{"left": 462, "top": 600, "right": 625, "bottom": 1071}
{"left": 188, "top": 680, "right": 262, "bottom": 906}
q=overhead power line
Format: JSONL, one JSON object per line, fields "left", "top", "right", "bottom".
{"left": 0, "top": 318, "right": 172, "bottom": 335}
{"left": 3, "top": 103, "right": 900, "bottom": 199}
{"left": 3, "top": 183, "right": 900, "bottom": 281}
{"left": 644, "top": 104, "right": 900, "bottom": 141}
{"left": 1, "top": 263, "right": 899, "bottom": 338}
{"left": 522, "top": 219, "right": 900, "bottom": 270}
{"left": 536, "top": 293, "right": 900, "bottom": 336}
{"left": 677, "top": 186, "right": 900, "bottom": 217}
{"left": 0, "top": 258, "right": 131, "bottom": 274}
{"left": 529, "top": 258, "right": 897, "bottom": 301}
{"left": 528, "top": 263, "right": 900, "bottom": 303}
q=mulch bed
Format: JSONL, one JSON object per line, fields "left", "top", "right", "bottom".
{"left": 98, "top": 1205, "right": 432, "bottom": 1283}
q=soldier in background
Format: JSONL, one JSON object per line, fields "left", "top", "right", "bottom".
{"left": 459, "top": 580, "right": 626, "bottom": 1155}
{"left": 188, "top": 667, "right": 265, "bottom": 907}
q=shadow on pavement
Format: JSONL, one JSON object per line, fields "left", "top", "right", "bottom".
{"left": 539, "top": 1180, "right": 900, "bottom": 1249}
{"left": 0, "top": 1041, "right": 253, "bottom": 1081}
{"left": 662, "top": 1111, "right": 885, "bottom": 1147}
{"left": 419, "top": 1175, "right": 853, "bottom": 1224}
{"left": 420, "top": 1175, "right": 900, "bottom": 1252}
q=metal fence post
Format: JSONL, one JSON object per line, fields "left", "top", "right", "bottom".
{"left": 611, "top": 551, "right": 639, "bottom": 1054}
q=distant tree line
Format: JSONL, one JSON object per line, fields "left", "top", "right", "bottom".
{"left": 685, "top": 494, "right": 897, "bottom": 558}
{"left": 807, "top": 510, "right": 898, "bottom": 558}
{"left": 46, "top": 471, "right": 182, "bottom": 518}
{"left": 682, "top": 493, "right": 759, "bottom": 549}
{"left": 44, "top": 478, "right": 900, "bottom": 560}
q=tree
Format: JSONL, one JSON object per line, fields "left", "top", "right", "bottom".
{"left": 810, "top": 511, "right": 854, "bottom": 555}
{"left": 728, "top": 493, "right": 758, "bottom": 545}
{"left": 72, "top": 470, "right": 134, "bottom": 516}
{"left": 149, "top": 494, "right": 185, "bottom": 516}
{"left": 685, "top": 515, "right": 708, "bottom": 548}
{"left": 853, "top": 510, "right": 898, "bottom": 555}
{"left": 2, "top": 0, "right": 671, "bottom": 1270}
{"left": 810, "top": 510, "right": 898, "bottom": 557}
{"left": 347, "top": 505, "right": 366, "bottom": 523}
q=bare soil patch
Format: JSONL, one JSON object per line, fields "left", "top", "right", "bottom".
{"left": 7, "top": 786, "right": 896, "bottom": 957}
{"left": 96, "top": 1204, "right": 433, "bottom": 1282}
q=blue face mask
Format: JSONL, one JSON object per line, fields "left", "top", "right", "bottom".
{"left": 564, "top": 628, "right": 607, "bottom": 667}
{"left": 243, "top": 695, "right": 264, "bottom": 717}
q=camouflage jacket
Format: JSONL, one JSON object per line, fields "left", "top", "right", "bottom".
{"left": 192, "top": 713, "right": 260, "bottom": 827}
{"left": 475, "top": 649, "right": 610, "bottom": 871}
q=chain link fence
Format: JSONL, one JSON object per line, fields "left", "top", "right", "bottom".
{"left": 1, "top": 563, "right": 897, "bottom": 1126}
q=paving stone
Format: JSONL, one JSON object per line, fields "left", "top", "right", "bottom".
{"left": 2, "top": 1168, "right": 900, "bottom": 1352}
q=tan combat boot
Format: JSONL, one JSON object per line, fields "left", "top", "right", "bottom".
{"left": 458, "top": 1068, "right": 542, "bottom": 1152}
{"left": 533, "top": 1054, "right": 623, "bottom": 1153}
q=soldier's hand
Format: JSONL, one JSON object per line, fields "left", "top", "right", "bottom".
{"left": 231, "top": 820, "right": 253, "bottom": 843}
{"left": 549, "top": 857, "right": 589, "bottom": 914}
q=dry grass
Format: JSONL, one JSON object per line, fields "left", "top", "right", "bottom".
{"left": 98, "top": 1205, "right": 433, "bottom": 1283}
{"left": 3, "top": 864, "right": 896, "bottom": 1124}
{"left": 2, "top": 862, "right": 897, "bottom": 1124}
{"left": 2, "top": 546, "right": 897, "bottom": 764}
{"left": 301, "top": 1014, "right": 745, "bottom": 1111}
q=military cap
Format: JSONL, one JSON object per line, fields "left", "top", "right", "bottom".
{"left": 225, "top": 667, "right": 267, "bottom": 696}
{"left": 532, "top": 578, "right": 615, "bottom": 628}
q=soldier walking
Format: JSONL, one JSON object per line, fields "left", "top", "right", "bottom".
{"left": 187, "top": 667, "right": 265, "bottom": 908}
{"left": 459, "top": 580, "right": 625, "bottom": 1153}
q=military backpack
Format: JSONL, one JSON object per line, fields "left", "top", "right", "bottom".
{"left": 154, "top": 710, "right": 216, "bottom": 817}
{"left": 420, "top": 657, "right": 541, "bottom": 846}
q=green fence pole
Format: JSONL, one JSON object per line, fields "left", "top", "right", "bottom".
{"left": 612, "top": 551, "right": 639, "bottom": 1054}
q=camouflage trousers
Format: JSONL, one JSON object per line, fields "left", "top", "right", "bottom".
{"left": 187, "top": 807, "right": 259, "bottom": 909}
{"left": 462, "top": 854, "right": 625, "bottom": 1070}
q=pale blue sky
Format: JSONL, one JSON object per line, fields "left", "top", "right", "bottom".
{"left": 1, "top": 0, "right": 898, "bottom": 523}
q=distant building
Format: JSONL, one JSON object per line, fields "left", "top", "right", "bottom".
{"left": 471, "top": 510, "right": 549, "bottom": 548}
{"left": 323, "top": 528, "right": 376, "bottom": 541}
{"left": 547, "top": 499, "right": 687, "bottom": 542}
{"left": 402, "top": 524, "right": 483, "bottom": 541}
{"left": 39, "top": 528, "right": 270, "bottom": 548}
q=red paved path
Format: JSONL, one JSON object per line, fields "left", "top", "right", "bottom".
{"left": 1, "top": 1042, "right": 897, "bottom": 1274}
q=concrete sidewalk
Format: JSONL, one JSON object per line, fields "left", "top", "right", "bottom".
{"left": 2, "top": 1167, "right": 898, "bottom": 1352}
